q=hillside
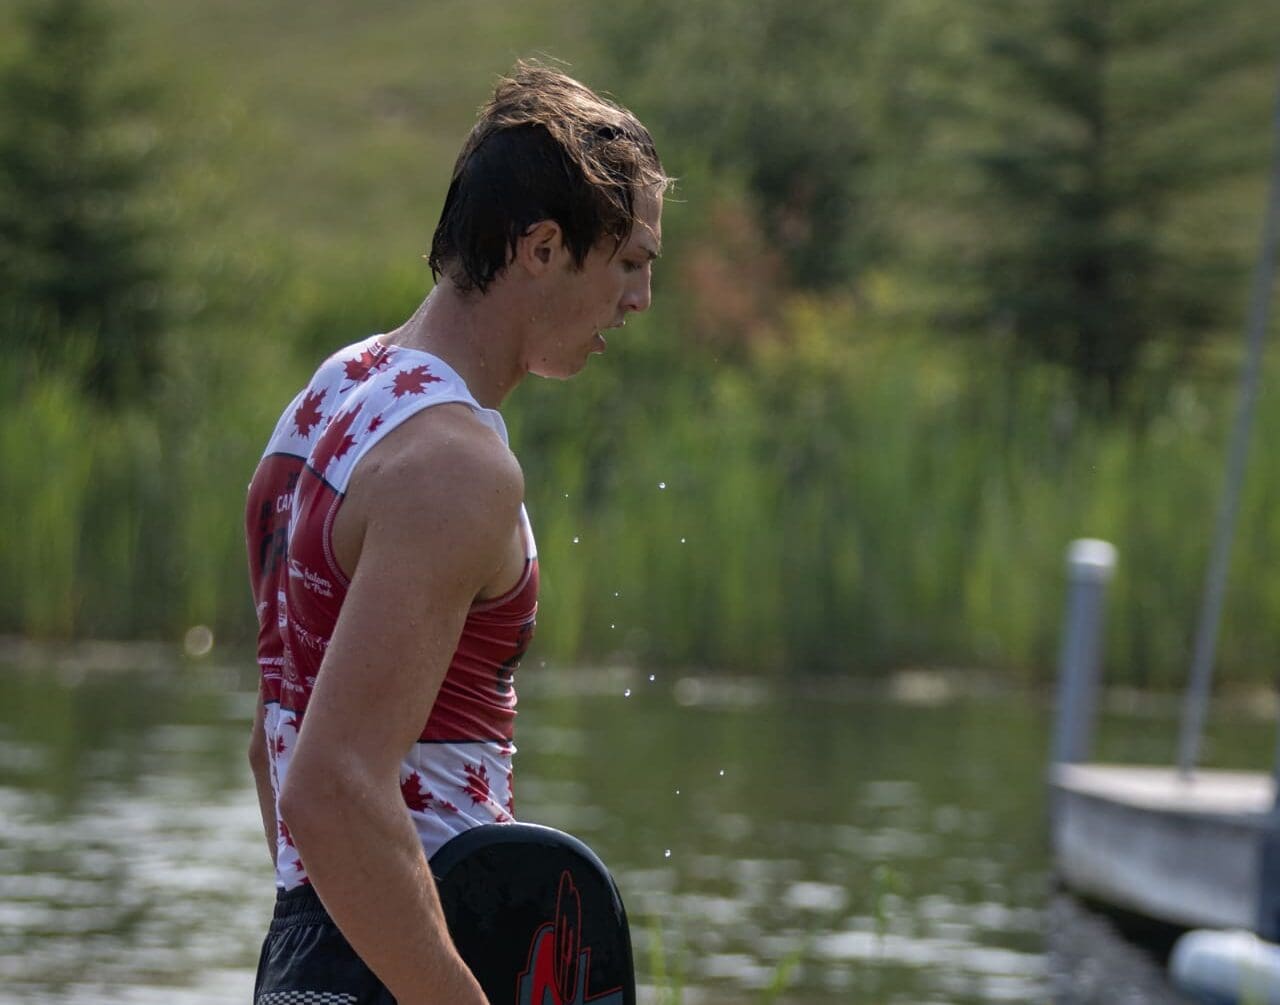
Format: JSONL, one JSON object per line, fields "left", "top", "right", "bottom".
{"left": 116, "top": 0, "right": 599, "bottom": 276}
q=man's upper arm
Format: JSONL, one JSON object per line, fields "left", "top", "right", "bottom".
{"left": 289, "top": 416, "right": 524, "bottom": 785}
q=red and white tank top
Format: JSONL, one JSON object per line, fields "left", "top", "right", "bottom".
{"left": 246, "top": 335, "right": 538, "bottom": 890}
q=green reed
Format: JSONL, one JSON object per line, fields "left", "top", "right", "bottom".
{"left": 4, "top": 292, "right": 1278, "bottom": 689}
{"left": 514, "top": 298, "right": 1280, "bottom": 686}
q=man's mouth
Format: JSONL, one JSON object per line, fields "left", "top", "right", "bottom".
{"left": 593, "top": 319, "right": 625, "bottom": 354}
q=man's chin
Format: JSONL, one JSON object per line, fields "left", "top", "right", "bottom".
{"left": 529, "top": 359, "right": 589, "bottom": 382}
{"left": 528, "top": 339, "right": 602, "bottom": 381}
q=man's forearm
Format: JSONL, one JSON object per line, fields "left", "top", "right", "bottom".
{"left": 281, "top": 775, "right": 488, "bottom": 1005}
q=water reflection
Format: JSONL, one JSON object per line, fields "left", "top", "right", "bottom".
{"left": 0, "top": 663, "right": 272, "bottom": 1004}
{"left": 0, "top": 661, "right": 1267, "bottom": 1003}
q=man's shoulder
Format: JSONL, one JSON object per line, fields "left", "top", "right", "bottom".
{"left": 362, "top": 402, "right": 524, "bottom": 506}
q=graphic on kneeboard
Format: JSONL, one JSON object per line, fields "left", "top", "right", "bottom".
{"left": 432, "top": 824, "right": 635, "bottom": 1005}
{"left": 516, "top": 871, "right": 623, "bottom": 1005}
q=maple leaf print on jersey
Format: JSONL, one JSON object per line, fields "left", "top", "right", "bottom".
{"left": 293, "top": 389, "right": 326, "bottom": 438}
{"left": 311, "top": 404, "right": 362, "bottom": 475}
{"left": 463, "top": 762, "right": 492, "bottom": 806}
{"left": 401, "top": 770, "right": 432, "bottom": 812}
{"left": 278, "top": 818, "right": 295, "bottom": 848}
{"left": 390, "top": 364, "right": 443, "bottom": 398}
{"left": 401, "top": 771, "right": 459, "bottom": 814}
{"left": 342, "top": 345, "right": 395, "bottom": 388}
{"left": 367, "top": 413, "right": 385, "bottom": 436}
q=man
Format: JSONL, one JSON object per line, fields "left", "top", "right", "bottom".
{"left": 244, "top": 61, "right": 666, "bottom": 1004}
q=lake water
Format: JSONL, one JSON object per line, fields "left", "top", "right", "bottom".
{"left": 0, "top": 654, "right": 1271, "bottom": 1004}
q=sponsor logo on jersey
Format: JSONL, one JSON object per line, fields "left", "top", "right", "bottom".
{"left": 288, "top": 559, "right": 335, "bottom": 598}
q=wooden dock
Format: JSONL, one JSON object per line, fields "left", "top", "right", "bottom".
{"left": 1049, "top": 763, "right": 1275, "bottom": 931}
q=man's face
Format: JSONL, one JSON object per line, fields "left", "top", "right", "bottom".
{"left": 526, "top": 189, "right": 663, "bottom": 379}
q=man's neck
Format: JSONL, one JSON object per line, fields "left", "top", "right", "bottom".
{"left": 383, "top": 283, "right": 527, "bottom": 410}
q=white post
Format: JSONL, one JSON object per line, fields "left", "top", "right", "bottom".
{"left": 1052, "top": 539, "right": 1118, "bottom": 765}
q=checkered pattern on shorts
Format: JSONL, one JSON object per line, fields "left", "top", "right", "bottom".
{"left": 256, "top": 993, "right": 357, "bottom": 1005}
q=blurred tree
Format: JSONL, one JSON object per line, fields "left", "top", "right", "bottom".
{"left": 588, "top": 0, "right": 888, "bottom": 292}
{"left": 0, "top": 0, "right": 165, "bottom": 405}
{"left": 967, "top": 0, "right": 1275, "bottom": 411}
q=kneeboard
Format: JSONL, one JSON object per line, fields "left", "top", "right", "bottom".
{"left": 430, "top": 823, "right": 636, "bottom": 1005}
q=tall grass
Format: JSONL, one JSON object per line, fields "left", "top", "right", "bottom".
{"left": 2, "top": 372, "right": 93, "bottom": 637}
{"left": 510, "top": 296, "right": 1278, "bottom": 686}
{"left": 4, "top": 275, "right": 1277, "bottom": 687}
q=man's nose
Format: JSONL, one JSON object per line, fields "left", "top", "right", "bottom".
{"left": 622, "top": 273, "right": 652, "bottom": 314}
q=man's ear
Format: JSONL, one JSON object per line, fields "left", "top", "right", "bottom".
{"left": 514, "top": 220, "right": 565, "bottom": 276}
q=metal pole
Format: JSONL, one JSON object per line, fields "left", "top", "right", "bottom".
{"left": 1260, "top": 728, "right": 1280, "bottom": 938}
{"left": 1177, "top": 63, "right": 1280, "bottom": 779}
{"left": 1261, "top": 729, "right": 1280, "bottom": 938}
{"left": 1052, "top": 539, "right": 1118, "bottom": 765}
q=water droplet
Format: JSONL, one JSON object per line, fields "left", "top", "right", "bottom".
{"left": 680, "top": 537, "right": 686, "bottom": 544}
{"left": 648, "top": 674, "right": 656, "bottom": 682}
{"left": 658, "top": 481, "right": 667, "bottom": 490}
{"left": 610, "top": 623, "right": 616, "bottom": 630}
{"left": 675, "top": 789, "right": 681, "bottom": 796}
{"left": 613, "top": 591, "right": 620, "bottom": 598}
{"left": 664, "top": 849, "right": 672, "bottom": 859}
{"left": 718, "top": 769, "right": 725, "bottom": 777}
{"left": 183, "top": 625, "right": 214, "bottom": 658}
{"left": 623, "top": 688, "right": 632, "bottom": 698}
{"left": 572, "top": 536, "right": 580, "bottom": 544}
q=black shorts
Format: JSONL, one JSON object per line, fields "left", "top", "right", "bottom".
{"left": 253, "top": 884, "right": 395, "bottom": 1005}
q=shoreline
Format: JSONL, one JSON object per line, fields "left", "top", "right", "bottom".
{"left": 1, "top": 635, "right": 1274, "bottom": 722}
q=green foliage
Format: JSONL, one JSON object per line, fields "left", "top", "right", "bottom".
{"left": 0, "top": 373, "right": 93, "bottom": 636}
{"left": 591, "top": 0, "right": 1277, "bottom": 413}
{"left": 501, "top": 296, "right": 1280, "bottom": 684}
{"left": 644, "top": 914, "right": 687, "bottom": 1005}
{"left": 960, "top": 0, "right": 1276, "bottom": 409}
{"left": 759, "top": 949, "right": 803, "bottom": 1005}
{"left": 0, "top": 0, "right": 1278, "bottom": 694}
{"left": 588, "top": 0, "right": 887, "bottom": 289}
{"left": 0, "top": 0, "right": 165, "bottom": 404}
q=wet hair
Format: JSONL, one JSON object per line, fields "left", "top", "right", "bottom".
{"left": 428, "top": 60, "right": 669, "bottom": 294}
